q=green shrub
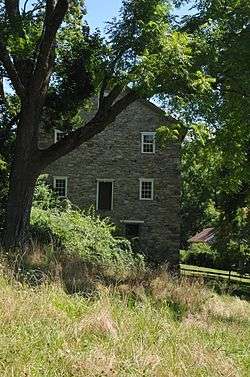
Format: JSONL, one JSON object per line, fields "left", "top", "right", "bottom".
{"left": 30, "top": 206, "right": 145, "bottom": 275}
{"left": 33, "top": 175, "right": 60, "bottom": 210}
{"left": 217, "top": 240, "right": 250, "bottom": 274}
{"left": 181, "top": 242, "right": 217, "bottom": 268}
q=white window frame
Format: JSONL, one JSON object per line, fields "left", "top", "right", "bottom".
{"left": 54, "top": 129, "right": 65, "bottom": 143}
{"left": 96, "top": 179, "right": 114, "bottom": 211}
{"left": 120, "top": 220, "right": 145, "bottom": 224}
{"left": 53, "top": 176, "right": 68, "bottom": 198}
{"left": 139, "top": 178, "right": 154, "bottom": 200}
{"left": 141, "top": 132, "right": 156, "bottom": 154}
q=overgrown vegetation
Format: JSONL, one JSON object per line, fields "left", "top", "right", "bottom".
{"left": 0, "top": 264, "right": 249, "bottom": 377}
{"left": 18, "top": 177, "right": 144, "bottom": 286}
{"left": 31, "top": 206, "right": 144, "bottom": 275}
{"left": 181, "top": 241, "right": 250, "bottom": 274}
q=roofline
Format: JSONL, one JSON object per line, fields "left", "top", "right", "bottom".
{"left": 139, "top": 98, "right": 178, "bottom": 124}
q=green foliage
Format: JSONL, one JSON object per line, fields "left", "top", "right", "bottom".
{"left": 33, "top": 175, "right": 60, "bottom": 211}
{"left": 215, "top": 207, "right": 250, "bottom": 274}
{"left": 30, "top": 177, "right": 145, "bottom": 274}
{"left": 181, "top": 243, "right": 217, "bottom": 268}
{"left": 30, "top": 206, "right": 144, "bottom": 273}
{"left": 156, "top": 123, "right": 183, "bottom": 144}
{"left": 181, "top": 125, "right": 221, "bottom": 246}
{"left": 218, "top": 240, "right": 250, "bottom": 275}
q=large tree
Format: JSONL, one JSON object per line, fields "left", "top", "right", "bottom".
{"left": 0, "top": 0, "right": 210, "bottom": 248}
{"left": 171, "top": 0, "right": 250, "bottom": 240}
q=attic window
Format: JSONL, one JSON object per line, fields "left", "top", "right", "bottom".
{"left": 53, "top": 177, "right": 68, "bottom": 198}
{"left": 141, "top": 132, "right": 155, "bottom": 154}
{"left": 54, "top": 129, "right": 66, "bottom": 143}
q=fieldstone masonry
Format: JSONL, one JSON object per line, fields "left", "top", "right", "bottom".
{"left": 41, "top": 99, "right": 180, "bottom": 266}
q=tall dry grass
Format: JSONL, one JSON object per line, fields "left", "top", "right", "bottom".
{"left": 0, "top": 258, "right": 249, "bottom": 377}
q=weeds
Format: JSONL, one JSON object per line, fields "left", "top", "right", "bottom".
{"left": 0, "top": 265, "right": 249, "bottom": 377}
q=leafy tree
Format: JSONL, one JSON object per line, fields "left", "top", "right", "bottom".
{"left": 177, "top": 0, "right": 250, "bottom": 212}
{"left": 0, "top": 0, "right": 211, "bottom": 248}
{"left": 171, "top": 1, "right": 250, "bottom": 256}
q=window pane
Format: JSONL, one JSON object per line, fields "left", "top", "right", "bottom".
{"left": 55, "top": 131, "right": 66, "bottom": 142}
{"left": 142, "top": 133, "right": 155, "bottom": 153}
{"left": 125, "top": 223, "right": 139, "bottom": 238}
{"left": 141, "top": 180, "right": 153, "bottom": 199}
{"left": 54, "top": 179, "right": 66, "bottom": 197}
{"left": 98, "top": 182, "right": 113, "bottom": 210}
{"left": 143, "top": 134, "right": 154, "bottom": 143}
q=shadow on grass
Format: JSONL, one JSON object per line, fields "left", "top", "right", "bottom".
{"left": 204, "top": 277, "right": 250, "bottom": 301}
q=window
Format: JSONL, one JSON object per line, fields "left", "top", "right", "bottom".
{"left": 125, "top": 223, "right": 140, "bottom": 239}
{"left": 139, "top": 178, "right": 154, "bottom": 200}
{"left": 141, "top": 132, "right": 155, "bottom": 154}
{"left": 53, "top": 177, "right": 68, "bottom": 198}
{"left": 96, "top": 180, "right": 114, "bottom": 211}
{"left": 54, "top": 129, "right": 66, "bottom": 143}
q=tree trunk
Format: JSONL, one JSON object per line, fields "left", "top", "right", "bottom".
{"left": 4, "top": 163, "right": 38, "bottom": 249}
{"left": 3, "top": 102, "right": 42, "bottom": 249}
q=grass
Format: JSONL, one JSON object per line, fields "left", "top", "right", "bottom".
{"left": 181, "top": 264, "right": 250, "bottom": 284}
{"left": 0, "top": 265, "right": 250, "bottom": 377}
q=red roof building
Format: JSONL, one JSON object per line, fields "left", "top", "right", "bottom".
{"left": 188, "top": 227, "right": 215, "bottom": 244}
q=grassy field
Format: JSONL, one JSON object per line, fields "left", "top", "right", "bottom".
{"left": 181, "top": 264, "right": 250, "bottom": 284}
{"left": 0, "top": 268, "right": 250, "bottom": 377}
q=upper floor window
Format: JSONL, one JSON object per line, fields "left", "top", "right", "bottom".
{"left": 54, "top": 129, "right": 65, "bottom": 143}
{"left": 139, "top": 178, "right": 154, "bottom": 200}
{"left": 141, "top": 132, "right": 155, "bottom": 154}
{"left": 53, "top": 176, "right": 68, "bottom": 198}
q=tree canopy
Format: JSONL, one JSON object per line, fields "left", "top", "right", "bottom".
{"left": 0, "top": 0, "right": 249, "bottom": 252}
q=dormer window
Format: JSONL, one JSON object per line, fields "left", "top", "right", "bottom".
{"left": 54, "top": 129, "right": 65, "bottom": 143}
{"left": 141, "top": 132, "right": 155, "bottom": 154}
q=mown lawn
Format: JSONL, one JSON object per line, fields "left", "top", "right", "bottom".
{"left": 0, "top": 270, "right": 249, "bottom": 377}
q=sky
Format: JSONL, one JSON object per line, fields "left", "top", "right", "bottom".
{"left": 85, "top": 0, "right": 195, "bottom": 31}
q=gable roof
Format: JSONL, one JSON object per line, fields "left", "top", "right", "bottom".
{"left": 188, "top": 228, "right": 216, "bottom": 244}
{"left": 139, "top": 98, "right": 178, "bottom": 124}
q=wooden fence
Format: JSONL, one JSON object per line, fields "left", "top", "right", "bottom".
{"left": 180, "top": 264, "right": 250, "bottom": 285}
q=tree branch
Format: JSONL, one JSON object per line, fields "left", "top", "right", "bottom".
{"left": 0, "top": 41, "right": 25, "bottom": 97}
{"left": 39, "top": 90, "right": 139, "bottom": 167}
{"left": 0, "top": 74, "right": 5, "bottom": 102}
{"left": 33, "top": 0, "right": 69, "bottom": 92}
{"left": 5, "top": 0, "right": 21, "bottom": 22}
{"left": 99, "top": 51, "right": 127, "bottom": 105}
{"left": 99, "top": 83, "right": 124, "bottom": 110}
{"left": 5, "top": 0, "right": 25, "bottom": 38}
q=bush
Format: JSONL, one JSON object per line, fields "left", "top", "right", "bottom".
{"left": 30, "top": 206, "right": 145, "bottom": 276}
{"left": 181, "top": 243, "right": 217, "bottom": 268}
{"left": 33, "top": 175, "right": 60, "bottom": 210}
{"left": 217, "top": 240, "right": 250, "bottom": 274}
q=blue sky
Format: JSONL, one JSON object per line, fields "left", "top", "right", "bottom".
{"left": 85, "top": 0, "right": 195, "bottom": 31}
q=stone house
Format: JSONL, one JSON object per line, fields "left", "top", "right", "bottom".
{"left": 41, "top": 99, "right": 180, "bottom": 266}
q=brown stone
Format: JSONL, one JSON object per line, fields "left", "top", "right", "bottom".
{"left": 40, "top": 99, "right": 180, "bottom": 265}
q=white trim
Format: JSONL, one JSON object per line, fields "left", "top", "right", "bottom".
{"left": 53, "top": 176, "right": 68, "bottom": 198}
{"left": 141, "top": 132, "right": 156, "bottom": 154}
{"left": 96, "top": 179, "right": 114, "bottom": 211}
{"left": 54, "top": 129, "right": 64, "bottom": 143}
{"left": 139, "top": 178, "right": 154, "bottom": 200}
{"left": 96, "top": 179, "right": 115, "bottom": 182}
{"left": 120, "top": 220, "right": 145, "bottom": 224}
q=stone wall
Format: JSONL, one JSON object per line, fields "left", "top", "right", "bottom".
{"left": 41, "top": 99, "right": 180, "bottom": 266}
